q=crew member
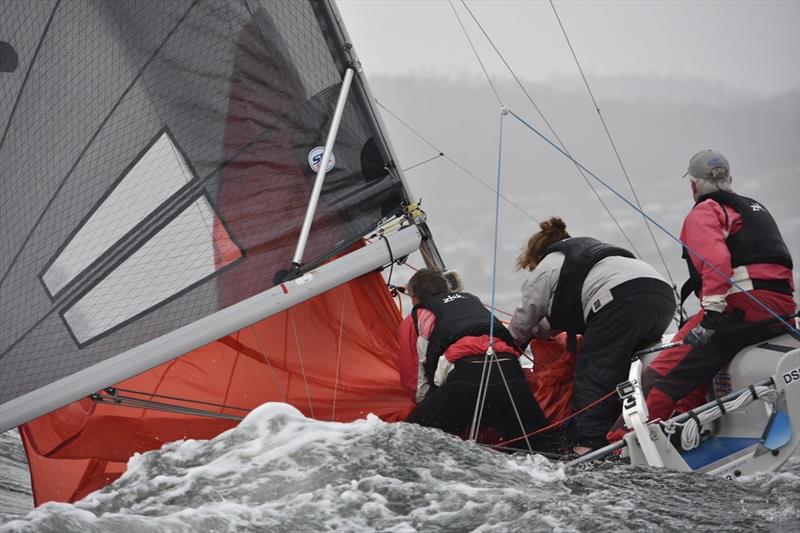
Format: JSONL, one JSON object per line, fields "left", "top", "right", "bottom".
{"left": 397, "top": 270, "right": 464, "bottom": 403}
{"left": 609, "top": 150, "right": 795, "bottom": 442}
{"left": 510, "top": 217, "right": 675, "bottom": 453}
{"left": 402, "top": 269, "right": 550, "bottom": 450}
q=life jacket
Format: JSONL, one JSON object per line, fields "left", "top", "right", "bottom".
{"left": 542, "top": 237, "right": 635, "bottom": 337}
{"left": 680, "top": 191, "right": 794, "bottom": 307}
{"left": 412, "top": 292, "right": 518, "bottom": 384}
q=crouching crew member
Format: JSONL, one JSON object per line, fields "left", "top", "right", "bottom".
{"left": 510, "top": 217, "right": 675, "bottom": 454}
{"left": 402, "top": 269, "right": 550, "bottom": 449}
{"left": 609, "top": 150, "right": 796, "bottom": 442}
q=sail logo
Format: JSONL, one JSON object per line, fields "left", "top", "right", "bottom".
{"left": 750, "top": 202, "right": 764, "bottom": 212}
{"left": 308, "top": 146, "right": 335, "bottom": 173}
{"left": 442, "top": 294, "right": 466, "bottom": 304}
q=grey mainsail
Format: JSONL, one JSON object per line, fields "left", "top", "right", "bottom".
{"left": 0, "top": 0, "right": 438, "bottom": 432}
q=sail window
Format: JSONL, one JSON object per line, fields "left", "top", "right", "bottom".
{"left": 41, "top": 130, "right": 197, "bottom": 297}
{"left": 61, "top": 194, "right": 242, "bottom": 345}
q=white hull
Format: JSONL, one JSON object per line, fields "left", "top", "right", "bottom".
{"left": 624, "top": 333, "right": 800, "bottom": 477}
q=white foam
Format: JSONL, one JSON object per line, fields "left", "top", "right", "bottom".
{"left": 3, "top": 404, "right": 797, "bottom": 532}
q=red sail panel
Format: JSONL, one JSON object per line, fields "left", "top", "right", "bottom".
{"left": 526, "top": 334, "right": 578, "bottom": 424}
{"left": 20, "top": 271, "right": 412, "bottom": 505}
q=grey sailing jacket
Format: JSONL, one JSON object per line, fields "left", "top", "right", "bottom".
{"left": 509, "top": 252, "right": 668, "bottom": 346}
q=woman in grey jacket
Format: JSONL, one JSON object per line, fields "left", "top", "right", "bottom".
{"left": 509, "top": 217, "right": 676, "bottom": 454}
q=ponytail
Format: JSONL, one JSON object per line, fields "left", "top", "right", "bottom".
{"left": 515, "top": 216, "right": 570, "bottom": 271}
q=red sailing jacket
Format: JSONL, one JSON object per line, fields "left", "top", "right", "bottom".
{"left": 397, "top": 309, "right": 519, "bottom": 402}
{"left": 681, "top": 196, "right": 795, "bottom": 321}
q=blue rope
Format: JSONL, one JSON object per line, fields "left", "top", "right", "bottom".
{"left": 507, "top": 108, "right": 800, "bottom": 339}
{"left": 468, "top": 108, "right": 506, "bottom": 444}
{"left": 488, "top": 110, "right": 505, "bottom": 346}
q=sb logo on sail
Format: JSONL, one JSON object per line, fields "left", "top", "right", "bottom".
{"left": 308, "top": 146, "right": 336, "bottom": 173}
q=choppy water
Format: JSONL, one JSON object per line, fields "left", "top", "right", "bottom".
{"left": 0, "top": 432, "right": 31, "bottom": 522}
{"left": 1, "top": 403, "right": 798, "bottom": 532}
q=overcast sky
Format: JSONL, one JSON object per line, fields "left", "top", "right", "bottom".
{"left": 336, "top": 0, "right": 799, "bottom": 312}
{"left": 339, "top": 0, "right": 800, "bottom": 97}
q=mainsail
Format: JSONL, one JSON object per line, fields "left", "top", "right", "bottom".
{"left": 0, "top": 0, "right": 438, "bottom": 503}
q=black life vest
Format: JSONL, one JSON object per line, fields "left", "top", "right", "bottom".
{"left": 680, "top": 191, "right": 793, "bottom": 306}
{"left": 412, "top": 292, "right": 518, "bottom": 384}
{"left": 542, "top": 237, "right": 635, "bottom": 336}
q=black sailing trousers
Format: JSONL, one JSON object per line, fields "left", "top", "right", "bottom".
{"left": 571, "top": 283, "right": 676, "bottom": 447}
{"left": 406, "top": 357, "right": 549, "bottom": 450}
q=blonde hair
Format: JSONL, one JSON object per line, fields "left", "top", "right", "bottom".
{"left": 515, "top": 217, "right": 570, "bottom": 271}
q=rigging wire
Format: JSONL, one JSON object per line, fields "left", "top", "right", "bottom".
{"left": 469, "top": 111, "right": 508, "bottom": 442}
{"left": 448, "top": 0, "right": 503, "bottom": 106}
{"left": 507, "top": 107, "right": 800, "bottom": 338}
{"left": 487, "top": 111, "right": 505, "bottom": 354}
{"left": 375, "top": 99, "right": 539, "bottom": 224}
{"left": 249, "top": 327, "right": 289, "bottom": 403}
{"left": 494, "top": 388, "right": 618, "bottom": 448}
{"left": 467, "top": 110, "right": 534, "bottom": 454}
{"left": 548, "top": 0, "right": 684, "bottom": 323}
{"left": 289, "top": 311, "right": 316, "bottom": 418}
{"left": 91, "top": 391, "right": 245, "bottom": 422}
{"left": 394, "top": 287, "right": 404, "bottom": 316}
{"left": 457, "top": 0, "right": 642, "bottom": 257}
{"left": 219, "top": 346, "right": 242, "bottom": 415}
{"left": 469, "top": 347, "right": 493, "bottom": 441}
{"left": 112, "top": 387, "right": 251, "bottom": 412}
{"left": 402, "top": 152, "right": 444, "bottom": 173}
{"left": 330, "top": 289, "right": 348, "bottom": 421}
{"left": 380, "top": 233, "right": 396, "bottom": 289}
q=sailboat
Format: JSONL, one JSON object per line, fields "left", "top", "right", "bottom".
{"left": 0, "top": 0, "right": 797, "bottom": 509}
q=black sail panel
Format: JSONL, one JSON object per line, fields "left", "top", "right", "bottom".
{"left": 0, "top": 0, "right": 407, "bottom": 412}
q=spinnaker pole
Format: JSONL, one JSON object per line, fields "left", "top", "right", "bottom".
{"left": 319, "top": 0, "right": 446, "bottom": 272}
{"left": 291, "top": 67, "right": 355, "bottom": 269}
{"left": 0, "top": 225, "right": 422, "bottom": 433}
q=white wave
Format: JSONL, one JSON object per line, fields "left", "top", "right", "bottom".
{"left": 3, "top": 404, "right": 799, "bottom": 532}
{"left": 1, "top": 403, "right": 566, "bottom": 533}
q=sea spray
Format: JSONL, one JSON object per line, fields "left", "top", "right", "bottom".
{"left": 1, "top": 405, "right": 798, "bottom": 533}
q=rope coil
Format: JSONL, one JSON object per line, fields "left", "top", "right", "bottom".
{"left": 661, "top": 385, "right": 778, "bottom": 451}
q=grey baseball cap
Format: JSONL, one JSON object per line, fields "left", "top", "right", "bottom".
{"left": 683, "top": 150, "right": 730, "bottom": 180}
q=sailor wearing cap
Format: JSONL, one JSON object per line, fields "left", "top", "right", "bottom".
{"left": 609, "top": 150, "right": 796, "bottom": 443}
